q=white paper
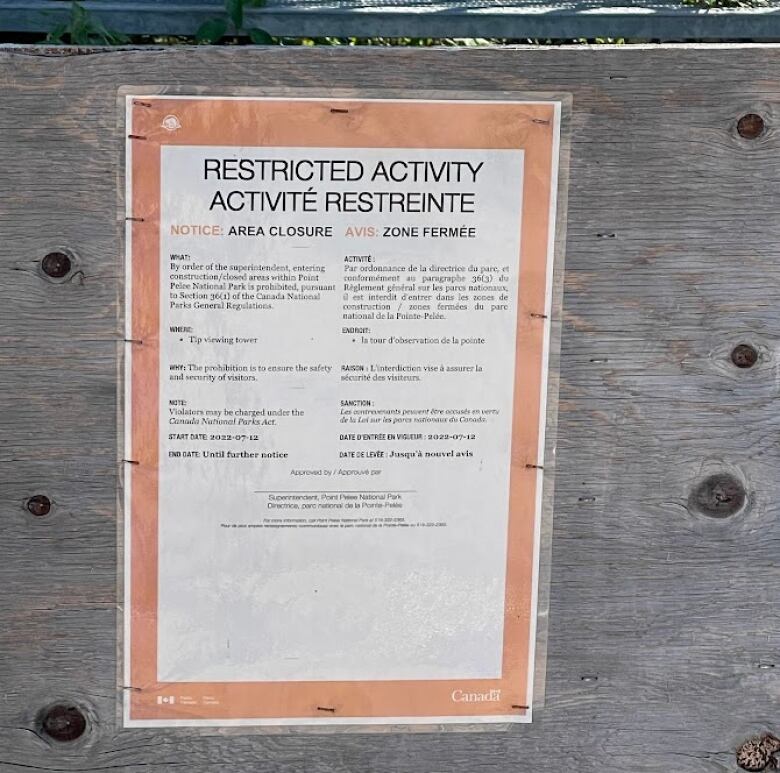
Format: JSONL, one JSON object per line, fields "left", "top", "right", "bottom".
{"left": 156, "top": 146, "right": 524, "bottom": 684}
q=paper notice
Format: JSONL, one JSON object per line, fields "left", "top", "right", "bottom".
{"left": 124, "top": 95, "right": 562, "bottom": 727}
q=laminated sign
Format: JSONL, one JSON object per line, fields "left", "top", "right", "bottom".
{"left": 123, "top": 93, "right": 566, "bottom": 727}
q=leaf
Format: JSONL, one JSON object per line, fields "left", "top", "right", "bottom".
{"left": 109, "top": 28, "right": 131, "bottom": 44}
{"left": 248, "top": 26, "right": 273, "bottom": 44}
{"left": 226, "top": 0, "right": 243, "bottom": 29}
{"left": 70, "top": 1, "right": 91, "bottom": 44}
{"left": 90, "top": 14, "right": 129, "bottom": 45}
{"left": 45, "top": 21, "right": 68, "bottom": 43}
{"left": 70, "top": 1, "right": 87, "bottom": 26}
{"left": 196, "top": 17, "right": 228, "bottom": 43}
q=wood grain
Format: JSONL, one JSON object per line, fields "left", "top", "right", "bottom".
{"left": 2, "top": 43, "right": 780, "bottom": 771}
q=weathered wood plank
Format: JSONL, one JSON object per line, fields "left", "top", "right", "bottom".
{"left": 3, "top": 0, "right": 780, "bottom": 42}
{"left": 2, "top": 44, "right": 780, "bottom": 771}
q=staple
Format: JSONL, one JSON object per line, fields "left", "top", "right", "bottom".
{"left": 596, "top": 232, "right": 616, "bottom": 239}
{"left": 316, "top": 706, "right": 336, "bottom": 713}
{"left": 532, "top": 118, "right": 551, "bottom": 125}
{"left": 122, "top": 685, "right": 142, "bottom": 691}
{"left": 330, "top": 108, "right": 350, "bottom": 114}
{"left": 123, "top": 338, "right": 143, "bottom": 344}
{"left": 133, "top": 100, "right": 153, "bottom": 107}
{"left": 511, "top": 704, "right": 529, "bottom": 710}
{"left": 526, "top": 464, "right": 544, "bottom": 470}
{"left": 530, "top": 312, "right": 548, "bottom": 319}
{"left": 578, "top": 496, "right": 597, "bottom": 503}
{"left": 123, "top": 459, "right": 140, "bottom": 465}
{"left": 128, "top": 134, "right": 148, "bottom": 140}
{"left": 126, "top": 217, "right": 145, "bottom": 223}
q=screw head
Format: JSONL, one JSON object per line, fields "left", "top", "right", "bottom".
{"left": 737, "top": 113, "right": 766, "bottom": 140}
{"left": 41, "top": 251, "right": 72, "bottom": 279}
{"left": 689, "top": 473, "right": 747, "bottom": 519}
{"left": 26, "top": 495, "right": 51, "bottom": 517}
{"left": 731, "top": 343, "right": 759, "bottom": 369}
{"left": 40, "top": 704, "right": 87, "bottom": 743}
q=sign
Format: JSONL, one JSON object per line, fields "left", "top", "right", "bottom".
{"left": 124, "top": 94, "right": 563, "bottom": 727}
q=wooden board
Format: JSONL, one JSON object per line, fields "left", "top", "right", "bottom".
{"left": 1, "top": 43, "right": 778, "bottom": 771}
{"left": 4, "top": 0, "right": 780, "bottom": 42}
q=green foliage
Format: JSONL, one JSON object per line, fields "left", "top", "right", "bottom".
{"left": 45, "top": 1, "right": 130, "bottom": 45}
{"left": 227, "top": 0, "right": 244, "bottom": 28}
{"left": 195, "top": 18, "right": 228, "bottom": 44}
{"left": 248, "top": 27, "right": 274, "bottom": 44}
{"left": 196, "top": 0, "right": 275, "bottom": 44}
{"left": 35, "top": 4, "right": 674, "bottom": 48}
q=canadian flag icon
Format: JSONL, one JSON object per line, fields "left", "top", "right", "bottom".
{"left": 157, "top": 696, "right": 175, "bottom": 705}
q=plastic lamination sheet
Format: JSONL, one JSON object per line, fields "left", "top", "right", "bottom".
{"left": 120, "top": 92, "right": 569, "bottom": 729}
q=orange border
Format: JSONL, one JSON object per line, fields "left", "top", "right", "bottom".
{"left": 128, "top": 97, "right": 557, "bottom": 722}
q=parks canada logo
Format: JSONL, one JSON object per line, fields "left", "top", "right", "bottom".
{"left": 450, "top": 688, "right": 501, "bottom": 703}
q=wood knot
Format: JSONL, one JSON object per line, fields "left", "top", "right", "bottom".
{"left": 688, "top": 473, "right": 747, "bottom": 519}
{"left": 737, "top": 734, "right": 780, "bottom": 771}
{"left": 26, "top": 494, "right": 51, "bottom": 516}
{"left": 737, "top": 113, "right": 766, "bottom": 140}
{"left": 39, "top": 704, "right": 87, "bottom": 743}
{"left": 40, "top": 251, "right": 72, "bottom": 280}
{"left": 731, "top": 343, "right": 759, "bottom": 369}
